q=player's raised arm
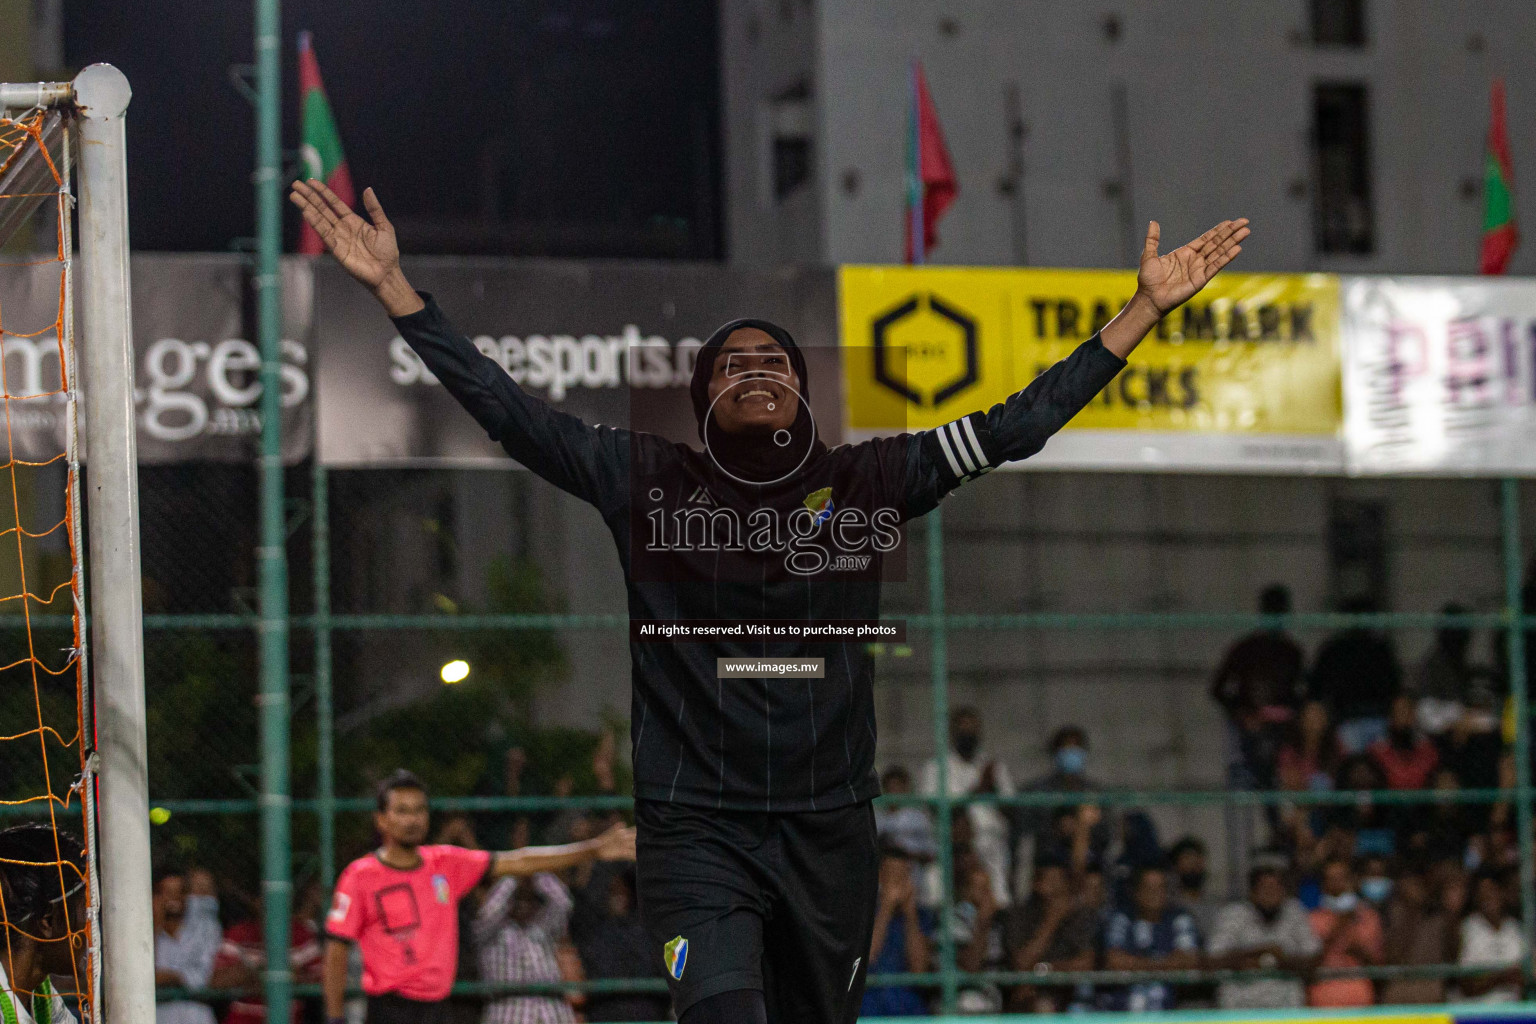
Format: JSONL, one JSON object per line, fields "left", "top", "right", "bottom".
{"left": 486, "top": 822, "right": 636, "bottom": 879}
{"left": 290, "top": 178, "right": 423, "bottom": 316}
{"left": 1100, "top": 218, "right": 1249, "bottom": 359}
{"left": 894, "top": 217, "right": 1250, "bottom": 512}
{"left": 291, "top": 178, "right": 634, "bottom": 509}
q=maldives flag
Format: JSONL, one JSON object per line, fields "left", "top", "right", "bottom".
{"left": 298, "top": 31, "right": 355, "bottom": 255}
{"left": 904, "top": 61, "right": 958, "bottom": 264}
{"left": 1480, "top": 78, "right": 1518, "bottom": 275}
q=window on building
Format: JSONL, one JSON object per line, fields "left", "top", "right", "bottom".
{"left": 768, "top": 80, "right": 812, "bottom": 202}
{"left": 1312, "top": 83, "right": 1374, "bottom": 254}
{"left": 1310, "top": 0, "right": 1366, "bottom": 46}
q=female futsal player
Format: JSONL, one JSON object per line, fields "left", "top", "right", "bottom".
{"left": 293, "top": 176, "right": 1246, "bottom": 1023}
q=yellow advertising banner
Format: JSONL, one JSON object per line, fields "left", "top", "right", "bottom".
{"left": 840, "top": 266, "right": 1342, "bottom": 442}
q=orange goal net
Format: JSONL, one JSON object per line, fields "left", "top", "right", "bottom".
{"left": 0, "top": 104, "right": 96, "bottom": 1022}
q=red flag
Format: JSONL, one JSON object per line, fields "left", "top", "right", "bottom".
{"left": 298, "top": 32, "right": 356, "bottom": 255}
{"left": 1481, "top": 79, "right": 1518, "bottom": 275}
{"left": 905, "top": 62, "right": 958, "bottom": 263}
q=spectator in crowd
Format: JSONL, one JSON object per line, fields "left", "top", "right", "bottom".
{"left": 1327, "top": 756, "right": 1396, "bottom": 856}
{"left": 861, "top": 846, "right": 934, "bottom": 1018}
{"left": 186, "top": 868, "right": 222, "bottom": 927}
{"left": 1379, "top": 866, "right": 1453, "bottom": 1005}
{"left": 949, "top": 852, "right": 1007, "bottom": 1014}
{"left": 154, "top": 869, "right": 223, "bottom": 1024}
{"left": 921, "top": 706, "right": 1015, "bottom": 908}
{"left": 1080, "top": 860, "right": 1110, "bottom": 921}
{"left": 474, "top": 873, "right": 576, "bottom": 1024}
{"left": 1440, "top": 689, "right": 1504, "bottom": 792}
{"left": 1102, "top": 865, "right": 1202, "bottom": 1012}
{"left": 569, "top": 867, "right": 670, "bottom": 1023}
{"left": 876, "top": 765, "right": 937, "bottom": 863}
{"left": 1210, "top": 584, "right": 1306, "bottom": 787}
{"left": 1168, "top": 837, "right": 1220, "bottom": 938}
{"left": 1306, "top": 856, "right": 1383, "bottom": 1007}
{"left": 0, "top": 825, "right": 86, "bottom": 1024}
{"left": 1019, "top": 727, "right": 1114, "bottom": 868}
{"left": 1206, "top": 865, "right": 1320, "bottom": 1009}
{"left": 1369, "top": 695, "right": 1439, "bottom": 790}
{"left": 1309, "top": 597, "right": 1402, "bottom": 753}
{"left": 1401, "top": 768, "right": 1478, "bottom": 864}
{"left": 1411, "top": 603, "right": 1494, "bottom": 735}
{"left": 924, "top": 808, "right": 976, "bottom": 912}
{"left": 1274, "top": 701, "right": 1341, "bottom": 861}
{"left": 1356, "top": 854, "right": 1394, "bottom": 912}
{"left": 1004, "top": 857, "right": 1096, "bottom": 1013}
{"left": 214, "top": 881, "right": 325, "bottom": 1024}
{"left": 1276, "top": 701, "right": 1341, "bottom": 795}
{"left": 1457, "top": 869, "right": 1524, "bottom": 1002}
{"left": 1026, "top": 804, "right": 1105, "bottom": 901}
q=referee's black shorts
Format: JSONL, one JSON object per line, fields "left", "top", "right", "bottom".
{"left": 635, "top": 798, "right": 879, "bottom": 1023}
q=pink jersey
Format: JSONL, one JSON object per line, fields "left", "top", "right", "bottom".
{"left": 326, "top": 845, "right": 491, "bottom": 1001}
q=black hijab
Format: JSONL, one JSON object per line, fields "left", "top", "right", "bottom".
{"left": 689, "top": 318, "right": 822, "bottom": 484}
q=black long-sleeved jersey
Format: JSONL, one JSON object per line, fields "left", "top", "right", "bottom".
{"left": 394, "top": 296, "right": 1125, "bottom": 811}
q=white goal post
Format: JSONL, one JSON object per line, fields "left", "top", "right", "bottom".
{"left": 0, "top": 64, "right": 153, "bottom": 1024}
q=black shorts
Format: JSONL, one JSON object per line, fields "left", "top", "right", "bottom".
{"left": 365, "top": 993, "right": 456, "bottom": 1024}
{"left": 635, "top": 799, "right": 879, "bottom": 1023}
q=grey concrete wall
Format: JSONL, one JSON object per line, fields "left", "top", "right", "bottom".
{"left": 723, "top": 0, "right": 1536, "bottom": 275}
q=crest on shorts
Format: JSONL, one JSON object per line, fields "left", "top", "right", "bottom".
{"left": 664, "top": 935, "right": 689, "bottom": 981}
{"left": 803, "top": 486, "right": 834, "bottom": 525}
{"left": 432, "top": 873, "right": 450, "bottom": 904}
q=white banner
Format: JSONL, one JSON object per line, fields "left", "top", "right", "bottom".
{"left": 1342, "top": 276, "right": 1536, "bottom": 475}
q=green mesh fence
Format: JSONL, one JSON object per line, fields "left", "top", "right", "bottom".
{"left": 6, "top": 466, "right": 1536, "bottom": 1021}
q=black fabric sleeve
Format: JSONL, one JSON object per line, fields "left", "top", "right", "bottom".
{"left": 902, "top": 332, "right": 1126, "bottom": 510}
{"left": 391, "top": 293, "right": 633, "bottom": 513}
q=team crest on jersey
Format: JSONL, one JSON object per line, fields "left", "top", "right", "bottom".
{"left": 664, "top": 935, "right": 689, "bottom": 980}
{"left": 803, "top": 486, "right": 834, "bottom": 525}
{"left": 432, "top": 874, "right": 450, "bottom": 904}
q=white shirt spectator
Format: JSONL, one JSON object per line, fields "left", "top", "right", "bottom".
{"left": 1207, "top": 899, "right": 1320, "bottom": 1009}
{"left": 1458, "top": 913, "right": 1524, "bottom": 1002}
{"left": 0, "top": 959, "right": 75, "bottom": 1024}
{"left": 155, "top": 911, "right": 222, "bottom": 1024}
{"left": 475, "top": 873, "right": 576, "bottom": 1024}
{"left": 920, "top": 751, "right": 1015, "bottom": 907}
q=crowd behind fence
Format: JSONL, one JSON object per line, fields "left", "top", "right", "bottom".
{"left": 9, "top": 467, "right": 1536, "bottom": 1021}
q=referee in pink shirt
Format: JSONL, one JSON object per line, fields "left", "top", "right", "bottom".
{"left": 323, "top": 770, "right": 635, "bottom": 1024}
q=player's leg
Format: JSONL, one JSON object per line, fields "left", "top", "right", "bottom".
{"left": 761, "top": 803, "right": 880, "bottom": 1024}
{"left": 634, "top": 800, "right": 774, "bottom": 1018}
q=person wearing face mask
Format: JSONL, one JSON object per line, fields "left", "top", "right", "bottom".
{"left": 1018, "top": 727, "right": 1115, "bottom": 869}
{"left": 1355, "top": 855, "right": 1394, "bottom": 910}
{"left": 921, "top": 707, "right": 1016, "bottom": 908}
{"left": 1306, "top": 857, "right": 1383, "bottom": 1007}
{"left": 1207, "top": 865, "right": 1321, "bottom": 1009}
{"left": 155, "top": 870, "right": 223, "bottom": 1024}
{"left": 1367, "top": 695, "right": 1439, "bottom": 791}
{"left": 1168, "top": 837, "right": 1219, "bottom": 939}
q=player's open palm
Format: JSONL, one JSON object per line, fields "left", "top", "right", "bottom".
{"left": 1136, "top": 218, "right": 1250, "bottom": 315}
{"left": 289, "top": 179, "right": 399, "bottom": 290}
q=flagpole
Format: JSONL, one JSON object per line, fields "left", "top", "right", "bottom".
{"left": 909, "top": 59, "right": 925, "bottom": 266}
